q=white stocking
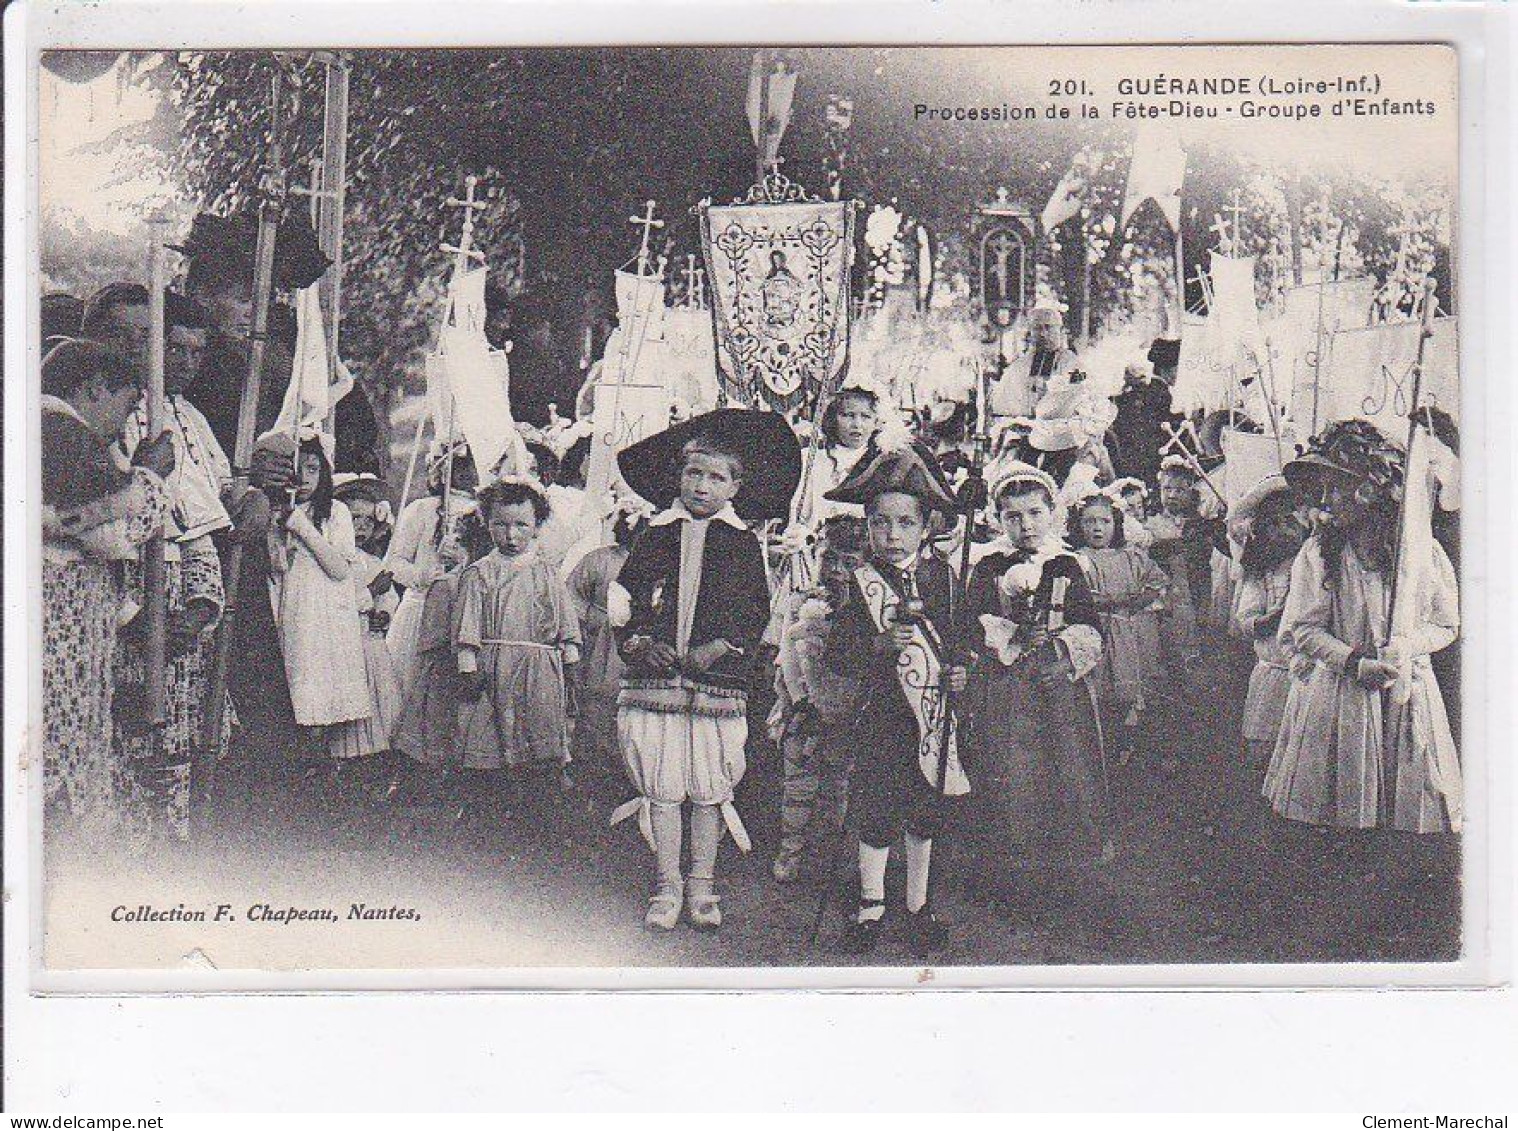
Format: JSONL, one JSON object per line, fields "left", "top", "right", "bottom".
{"left": 857, "top": 842, "right": 888, "bottom": 922}
{"left": 904, "top": 833, "right": 933, "bottom": 914}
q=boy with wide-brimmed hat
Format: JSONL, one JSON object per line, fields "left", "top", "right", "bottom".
{"left": 610, "top": 409, "right": 801, "bottom": 931}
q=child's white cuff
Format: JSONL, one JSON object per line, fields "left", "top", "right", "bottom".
{"left": 1057, "top": 625, "right": 1103, "bottom": 681}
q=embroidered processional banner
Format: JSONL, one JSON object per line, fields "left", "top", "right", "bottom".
{"left": 699, "top": 180, "right": 856, "bottom": 414}
{"left": 1321, "top": 316, "right": 1458, "bottom": 436}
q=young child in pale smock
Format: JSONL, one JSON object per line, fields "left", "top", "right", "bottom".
{"left": 454, "top": 479, "right": 582, "bottom": 781}
{"left": 1069, "top": 492, "right": 1168, "bottom": 763}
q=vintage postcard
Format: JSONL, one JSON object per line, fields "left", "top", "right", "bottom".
{"left": 18, "top": 35, "right": 1484, "bottom": 990}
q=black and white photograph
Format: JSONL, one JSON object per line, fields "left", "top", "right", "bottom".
{"left": 22, "top": 37, "right": 1483, "bottom": 982}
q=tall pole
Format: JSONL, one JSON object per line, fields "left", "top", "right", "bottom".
{"left": 317, "top": 53, "right": 349, "bottom": 379}
{"left": 437, "top": 174, "right": 488, "bottom": 539}
{"left": 199, "top": 62, "right": 291, "bottom": 805}
{"left": 1384, "top": 277, "right": 1439, "bottom": 642}
{"left": 1173, "top": 210, "right": 1186, "bottom": 336}
{"left": 143, "top": 213, "right": 170, "bottom": 728}
{"left": 1079, "top": 218, "right": 1092, "bottom": 348}
{"left": 754, "top": 49, "right": 771, "bottom": 186}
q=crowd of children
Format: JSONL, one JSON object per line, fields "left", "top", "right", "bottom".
{"left": 40, "top": 281, "right": 1464, "bottom": 958}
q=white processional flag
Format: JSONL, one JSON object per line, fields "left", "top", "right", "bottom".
{"left": 427, "top": 264, "right": 528, "bottom": 481}
{"left": 1121, "top": 126, "right": 1186, "bottom": 230}
{"left": 746, "top": 57, "right": 798, "bottom": 170}
{"left": 1319, "top": 317, "right": 1459, "bottom": 438}
{"left": 1040, "top": 162, "right": 1084, "bottom": 232}
{"left": 273, "top": 282, "right": 353, "bottom": 453}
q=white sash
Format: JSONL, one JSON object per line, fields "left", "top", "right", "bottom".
{"left": 853, "top": 563, "right": 970, "bottom": 797}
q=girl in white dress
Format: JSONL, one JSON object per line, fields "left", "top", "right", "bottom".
{"left": 1228, "top": 477, "right": 1309, "bottom": 776}
{"left": 269, "top": 438, "right": 370, "bottom": 756}
{"left": 328, "top": 477, "right": 403, "bottom": 762}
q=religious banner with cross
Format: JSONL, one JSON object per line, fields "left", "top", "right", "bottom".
{"left": 425, "top": 175, "right": 526, "bottom": 481}
{"left": 583, "top": 201, "right": 676, "bottom": 507}
{"left": 698, "top": 173, "right": 857, "bottom": 415}
{"left": 973, "top": 188, "right": 1038, "bottom": 326}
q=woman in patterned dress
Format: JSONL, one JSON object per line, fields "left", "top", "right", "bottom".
{"left": 40, "top": 339, "right": 173, "bottom": 839}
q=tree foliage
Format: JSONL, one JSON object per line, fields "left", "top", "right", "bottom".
{"left": 169, "top": 48, "right": 1454, "bottom": 410}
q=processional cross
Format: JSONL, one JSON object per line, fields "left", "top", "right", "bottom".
{"left": 1209, "top": 215, "right": 1235, "bottom": 256}
{"left": 1186, "top": 265, "right": 1215, "bottom": 317}
{"left": 630, "top": 200, "right": 664, "bottom": 277}
{"left": 443, "top": 174, "right": 488, "bottom": 273}
{"left": 290, "top": 156, "right": 338, "bottom": 226}
{"left": 683, "top": 253, "right": 705, "bottom": 308}
{"left": 1229, "top": 190, "right": 1246, "bottom": 249}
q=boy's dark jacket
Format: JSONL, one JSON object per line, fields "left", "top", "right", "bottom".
{"left": 615, "top": 517, "right": 770, "bottom": 692}
{"left": 822, "top": 551, "right": 965, "bottom": 722}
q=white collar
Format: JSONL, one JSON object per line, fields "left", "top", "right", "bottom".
{"left": 648, "top": 500, "right": 747, "bottom": 531}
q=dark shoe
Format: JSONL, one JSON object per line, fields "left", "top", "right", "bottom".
{"left": 906, "top": 905, "right": 948, "bottom": 959}
{"left": 839, "top": 900, "right": 886, "bottom": 956}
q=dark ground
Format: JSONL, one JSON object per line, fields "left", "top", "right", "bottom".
{"left": 186, "top": 708, "right": 1462, "bottom": 970}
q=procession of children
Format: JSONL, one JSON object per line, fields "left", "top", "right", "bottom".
{"left": 41, "top": 265, "right": 1463, "bottom": 960}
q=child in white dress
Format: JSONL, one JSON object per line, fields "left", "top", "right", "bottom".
{"left": 269, "top": 437, "right": 371, "bottom": 758}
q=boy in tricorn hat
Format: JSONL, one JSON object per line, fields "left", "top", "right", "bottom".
{"left": 820, "top": 438, "right": 970, "bottom": 957}
{"left": 611, "top": 409, "right": 801, "bottom": 931}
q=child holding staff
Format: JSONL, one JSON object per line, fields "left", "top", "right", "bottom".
{"left": 1266, "top": 421, "right": 1461, "bottom": 834}
{"left": 820, "top": 440, "right": 969, "bottom": 957}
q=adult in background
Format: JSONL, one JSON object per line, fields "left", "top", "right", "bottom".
{"left": 987, "top": 306, "right": 1078, "bottom": 421}
{"left": 507, "top": 295, "right": 572, "bottom": 428}
{"left": 111, "top": 292, "right": 237, "bottom": 840}
{"left": 1109, "top": 347, "right": 1177, "bottom": 489}
{"left": 173, "top": 211, "right": 328, "bottom": 767}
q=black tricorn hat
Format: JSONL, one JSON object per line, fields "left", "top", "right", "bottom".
{"left": 824, "top": 435, "right": 959, "bottom": 514}
{"left": 172, "top": 210, "right": 330, "bottom": 292}
{"left": 617, "top": 408, "right": 802, "bottom": 523}
{"left": 1147, "top": 337, "right": 1181, "bottom": 371}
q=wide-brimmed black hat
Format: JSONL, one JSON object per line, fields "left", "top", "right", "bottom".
{"left": 171, "top": 210, "right": 330, "bottom": 292}
{"left": 618, "top": 408, "right": 802, "bottom": 523}
{"left": 824, "top": 435, "right": 959, "bottom": 514}
{"left": 41, "top": 292, "right": 84, "bottom": 341}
